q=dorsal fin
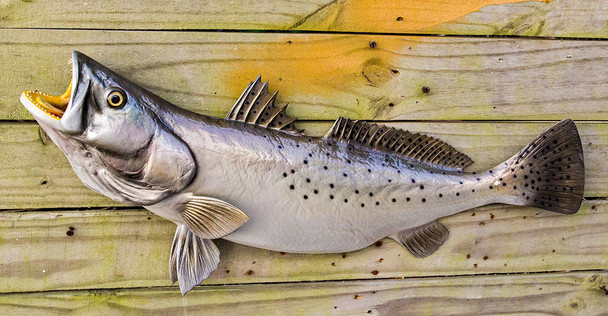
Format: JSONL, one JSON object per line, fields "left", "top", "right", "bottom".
{"left": 225, "top": 75, "right": 303, "bottom": 134}
{"left": 325, "top": 117, "right": 473, "bottom": 171}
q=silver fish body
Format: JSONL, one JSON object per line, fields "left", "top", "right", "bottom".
{"left": 20, "top": 51, "right": 585, "bottom": 294}
{"left": 148, "top": 114, "right": 501, "bottom": 253}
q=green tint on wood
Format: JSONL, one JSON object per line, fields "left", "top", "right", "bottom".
{"left": 1, "top": 121, "right": 606, "bottom": 209}
{"left": 2, "top": 29, "right": 608, "bottom": 121}
{"left": 0, "top": 272, "right": 606, "bottom": 314}
{"left": 1, "top": 0, "right": 608, "bottom": 38}
{"left": 0, "top": 201, "right": 606, "bottom": 293}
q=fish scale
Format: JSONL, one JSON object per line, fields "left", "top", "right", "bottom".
{"left": 20, "top": 52, "right": 585, "bottom": 295}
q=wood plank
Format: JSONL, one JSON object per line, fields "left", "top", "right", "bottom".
{"left": 0, "top": 272, "right": 606, "bottom": 314}
{"left": 3, "top": 29, "right": 608, "bottom": 121}
{"left": 0, "top": 201, "right": 606, "bottom": 293}
{"left": 1, "top": 121, "right": 606, "bottom": 210}
{"left": 1, "top": 0, "right": 607, "bottom": 39}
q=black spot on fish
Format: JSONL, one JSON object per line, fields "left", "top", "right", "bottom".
{"left": 308, "top": 153, "right": 312, "bottom": 157}
{"left": 355, "top": 190, "right": 359, "bottom": 194}
{"left": 420, "top": 185, "right": 424, "bottom": 190}
{"left": 489, "top": 186, "right": 493, "bottom": 189}
{"left": 343, "top": 173, "right": 348, "bottom": 177}
{"left": 422, "top": 198, "right": 426, "bottom": 203}
{"left": 392, "top": 198, "right": 397, "bottom": 203}
{"left": 361, "top": 203, "right": 365, "bottom": 207}
{"left": 375, "top": 201, "right": 380, "bottom": 205}
{"left": 411, "top": 179, "right": 416, "bottom": 183}
{"left": 439, "top": 194, "right": 443, "bottom": 198}
{"left": 472, "top": 189, "right": 475, "bottom": 192}
{"left": 344, "top": 199, "right": 348, "bottom": 203}
{"left": 324, "top": 166, "right": 328, "bottom": 170}
{"left": 330, "top": 183, "right": 334, "bottom": 188}
{"left": 369, "top": 192, "right": 373, "bottom": 197}
{"left": 330, "top": 195, "right": 334, "bottom": 199}
{"left": 314, "top": 189, "right": 318, "bottom": 194}
{"left": 456, "top": 192, "right": 460, "bottom": 196}
{"left": 291, "top": 169, "right": 295, "bottom": 174}
{"left": 283, "top": 173, "right": 287, "bottom": 177}
{"left": 278, "top": 145, "right": 283, "bottom": 149}
{"left": 303, "top": 195, "right": 308, "bottom": 199}
{"left": 306, "top": 178, "right": 311, "bottom": 183}
{"left": 289, "top": 185, "right": 295, "bottom": 190}
{"left": 388, "top": 179, "right": 392, "bottom": 183}
{"left": 303, "top": 160, "right": 308, "bottom": 164}
{"left": 367, "top": 169, "right": 372, "bottom": 173}
{"left": 459, "top": 181, "right": 463, "bottom": 184}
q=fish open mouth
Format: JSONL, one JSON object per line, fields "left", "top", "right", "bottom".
{"left": 22, "top": 77, "right": 73, "bottom": 120}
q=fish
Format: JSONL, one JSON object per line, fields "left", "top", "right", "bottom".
{"left": 20, "top": 51, "right": 585, "bottom": 295}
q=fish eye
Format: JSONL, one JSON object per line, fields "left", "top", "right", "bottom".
{"left": 106, "top": 89, "right": 126, "bottom": 108}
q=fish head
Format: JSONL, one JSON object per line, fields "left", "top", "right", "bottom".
{"left": 20, "top": 51, "right": 196, "bottom": 205}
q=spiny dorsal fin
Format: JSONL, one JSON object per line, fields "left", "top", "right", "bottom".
{"left": 390, "top": 221, "right": 449, "bottom": 258}
{"left": 325, "top": 117, "right": 473, "bottom": 171}
{"left": 226, "top": 75, "right": 303, "bottom": 134}
{"left": 181, "top": 195, "right": 250, "bottom": 239}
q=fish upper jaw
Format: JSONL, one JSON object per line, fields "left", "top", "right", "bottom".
{"left": 20, "top": 50, "right": 88, "bottom": 134}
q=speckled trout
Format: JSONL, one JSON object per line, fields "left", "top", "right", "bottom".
{"left": 20, "top": 51, "right": 584, "bottom": 294}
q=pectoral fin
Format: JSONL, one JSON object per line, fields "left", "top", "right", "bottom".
{"left": 170, "top": 224, "right": 220, "bottom": 295}
{"left": 390, "top": 221, "right": 449, "bottom": 258}
{"left": 181, "top": 195, "right": 250, "bottom": 239}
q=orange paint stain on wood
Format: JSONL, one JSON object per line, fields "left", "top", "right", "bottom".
{"left": 220, "top": 34, "right": 420, "bottom": 118}
{"left": 293, "top": 0, "right": 549, "bottom": 33}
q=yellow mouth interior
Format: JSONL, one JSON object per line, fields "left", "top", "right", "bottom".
{"left": 23, "top": 79, "right": 73, "bottom": 120}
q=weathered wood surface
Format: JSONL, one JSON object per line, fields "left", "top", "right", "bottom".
{"left": 0, "top": 272, "right": 606, "bottom": 315}
{"left": 2, "top": 0, "right": 608, "bottom": 39}
{"left": 2, "top": 0, "right": 607, "bottom": 310}
{"left": 3, "top": 29, "right": 608, "bottom": 121}
{"left": 1, "top": 121, "right": 605, "bottom": 209}
{"left": 0, "top": 201, "right": 605, "bottom": 293}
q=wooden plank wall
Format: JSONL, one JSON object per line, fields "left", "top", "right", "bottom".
{"left": 1, "top": 0, "right": 607, "bottom": 314}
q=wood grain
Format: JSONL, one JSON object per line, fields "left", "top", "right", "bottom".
{"left": 0, "top": 201, "right": 605, "bottom": 293}
{"left": 1, "top": 121, "right": 605, "bottom": 210}
{"left": 1, "top": 0, "right": 607, "bottom": 38}
{"left": 0, "top": 272, "right": 606, "bottom": 314}
{"left": 3, "top": 29, "right": 608, "bottom": 121}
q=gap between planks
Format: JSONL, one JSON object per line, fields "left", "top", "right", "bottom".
{"left": 4, "top": 27, "right": 608, "bottom": 42}
{"left": 0, "top": 269, "right": 605, "bottom": 296}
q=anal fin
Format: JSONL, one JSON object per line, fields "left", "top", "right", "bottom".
{"left": 390, "top": 221, "right": 449, "bottom": 258}
{"left": 181, "top": 195, "right": 250, "bottom": 239}
{"left": 170, "top": 225, "right": 220, "bottom": 295}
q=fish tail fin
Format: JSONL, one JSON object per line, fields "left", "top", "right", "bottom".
{"left": 496, "top": 119, "right": 584, "bottom": 214}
